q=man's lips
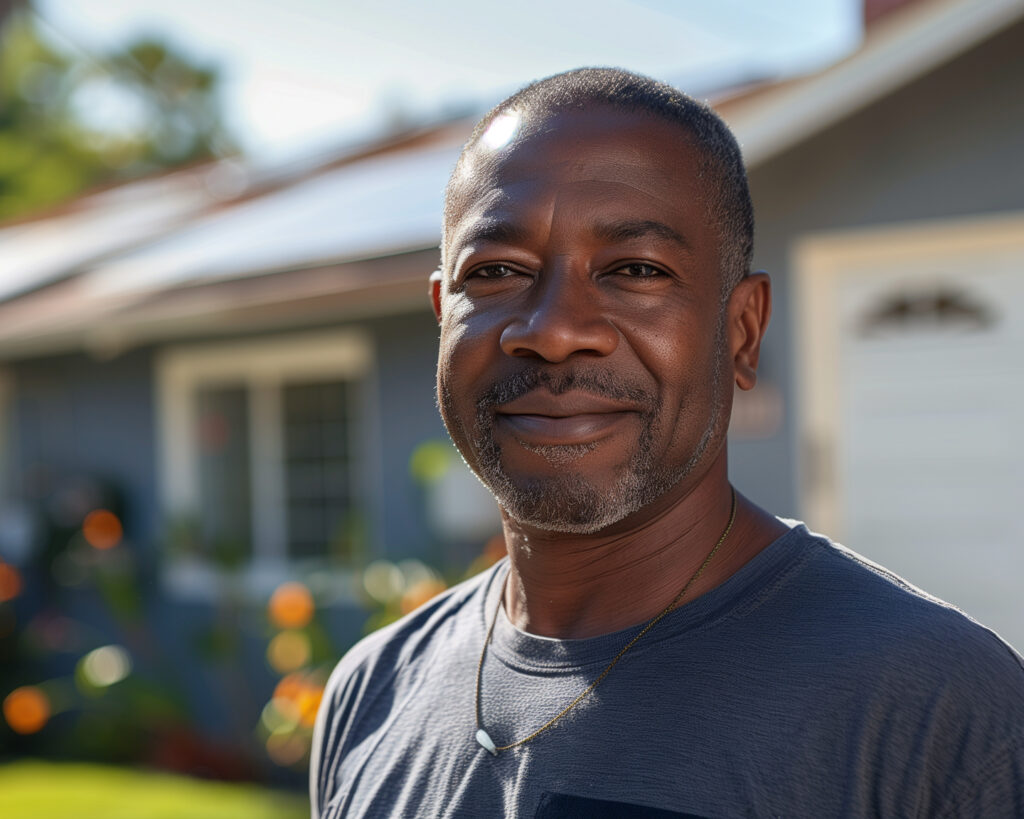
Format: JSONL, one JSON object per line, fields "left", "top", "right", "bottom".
{"left": 494, "top": 391, "right": 642, "bottom": 447}
{"left": 497, "top": 412, "right": 636, "bottom": 445}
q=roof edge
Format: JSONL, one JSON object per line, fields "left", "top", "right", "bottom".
{"left": 727, "top": 0, "right": 1024, "bottom": 167}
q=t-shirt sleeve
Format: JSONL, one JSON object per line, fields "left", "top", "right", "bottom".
{"left": 936, "top": 738, "right": 1024, "bottom": 818}
{"left": 309, "top": 647, "right": 374, "bottom": 819}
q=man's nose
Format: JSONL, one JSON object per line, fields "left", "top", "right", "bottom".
{"left": 499, "top": 271, "right": 619, "bottom": 362}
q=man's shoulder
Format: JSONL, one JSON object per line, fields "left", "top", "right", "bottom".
{"left": 783, "top": 523, "right": 1024, "bottom": 692}
{"left": 310, "top": 561, "right": 501, "bottom": 814}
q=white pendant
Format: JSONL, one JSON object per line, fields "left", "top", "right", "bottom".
{"left": 476, "top": 728, "right": 498, "bottom": 756}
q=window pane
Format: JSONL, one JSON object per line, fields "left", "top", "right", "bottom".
{"left": 196, "top": 385, "right": 252, "bottom": 565}
{"left": 282, "top": 381, "right": 354, "bottom": 561}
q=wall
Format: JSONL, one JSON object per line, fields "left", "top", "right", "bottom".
{"left": 365, "top": 310, "right": 452, "bottom": 560}
{"left": 733, "top": 18, "right": 1024, "bottom": 517}
{"left": 10, "top": 347, "right": 160, "bottom": 547}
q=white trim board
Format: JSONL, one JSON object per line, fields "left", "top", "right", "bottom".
{"left": 793, "top": 210, "right": 1024, "bottom": 535}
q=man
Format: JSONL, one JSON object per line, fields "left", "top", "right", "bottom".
{"left": 312, "top": 68, "right": 1024, "bottom": 817}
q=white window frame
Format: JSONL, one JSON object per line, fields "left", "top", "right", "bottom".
{"left": 155, "top": 329, "right": 373, "bottom": 600}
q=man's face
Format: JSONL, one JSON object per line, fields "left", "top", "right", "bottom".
{"left": 436, "top": 107, "right": 734, "bottom": 534}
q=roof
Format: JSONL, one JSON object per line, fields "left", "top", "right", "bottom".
{"left": 0, "top": 0, "right": 1020, "bottom": 360}
{"left": 717, "top": 0, "right": 1024, "bottom": 166}
{"left": 83, "top": 136, "right": 461, "bottom": 299}
{"left": 0, "top": 166, "right": 234, "bottom": 303}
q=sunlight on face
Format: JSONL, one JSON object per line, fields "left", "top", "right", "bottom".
{"left": 481, "top": 112, "right": 520, "bottom": 150}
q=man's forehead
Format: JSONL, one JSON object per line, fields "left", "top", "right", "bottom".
{"left": 453, "top": 105, "right": 704, "bottom": 194}
{"left": 446, "top": 108, "right": 707, "bottom": 248}
{"left": 464, "top": 105, "right": 692, "bottom": 169}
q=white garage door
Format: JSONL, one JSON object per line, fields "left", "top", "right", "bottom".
{"left": 796, "top": 214, "right": 1024, "bottom": 648}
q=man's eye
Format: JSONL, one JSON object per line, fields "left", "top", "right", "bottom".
{"left": 468, "top": 264, "right": 522, "bottom": 280}
{"left": 615, "top": 263, "right": 664, "bottom": 278}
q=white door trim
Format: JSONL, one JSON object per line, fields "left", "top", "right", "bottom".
{"left": 793, "top": 210, "right": 1024, "bottom": 536}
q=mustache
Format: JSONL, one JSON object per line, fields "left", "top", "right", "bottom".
{"left": 475, "top": 367, "right": 655, "bottom": 411}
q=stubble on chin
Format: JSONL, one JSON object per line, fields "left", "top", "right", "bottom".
{"left": 439, "top": 316, "right": 730, "bottom": 533}
{"left": 442, "top": 367, "right": 692, "bottom": 535}
{"left": 519, "top": 441, "right": 598, "bottom": 467}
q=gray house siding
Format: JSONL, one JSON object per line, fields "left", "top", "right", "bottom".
{"left": 365, "top": 309, "right": 448, "bottom": 560}
{"left": 4, "top": 307, "right": 449, "bottom": 566}
{"left": 9, "top": 347, "right": 160, "bottom": 547}
{"left": 732, "top": 17, "right": 1024, "bottom": 517}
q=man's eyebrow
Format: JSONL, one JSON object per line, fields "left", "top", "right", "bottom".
{"left": 592, "top": 219, "right": 691, "bottom": 250}
{"left": 454, "top": 219, "right": 530, "bottom": 248}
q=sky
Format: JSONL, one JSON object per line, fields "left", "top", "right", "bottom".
{"left": 34, "top": 0, "right": 862, "bottom": 160}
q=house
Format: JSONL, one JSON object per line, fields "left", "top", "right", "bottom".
{"left": 722, "top": 0, "right": 1024, "bottom": 646}
{"left": 1, "top": 0, "right": 1022, "bottom": 753}
{"left": 0, "top": 123, "right": 494, "bottom": 764}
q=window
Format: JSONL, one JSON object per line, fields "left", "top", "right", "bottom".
{"left": 281, "top": 380, "right": 354, "bottom": 561}
{"left": 196, "top": 383, "right": 252, "bottom": 564}
{"left": 157, "top": 330, "right": 372, "bottom": 593}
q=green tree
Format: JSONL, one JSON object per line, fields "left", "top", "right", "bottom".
{"left": 0, "top": 5, "right": 232, "bottom": 221}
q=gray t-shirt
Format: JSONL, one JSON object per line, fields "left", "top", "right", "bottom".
{"left": 311, "top": 523, "right": 1024, "bottom": 817}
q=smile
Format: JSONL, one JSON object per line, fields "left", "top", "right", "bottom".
{"left": 493, "top": 390, "right": 642, "bottom": 447}
{"left": 496, "top": 412, "right": 637, "bottom": 446}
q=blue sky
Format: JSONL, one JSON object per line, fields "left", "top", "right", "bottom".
{"left": 35, "top": 0, "right": 861, "bottom": 159}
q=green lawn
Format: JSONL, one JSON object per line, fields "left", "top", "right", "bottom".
{"left": 0, "top": 761, "right": 308, "bottom": 819}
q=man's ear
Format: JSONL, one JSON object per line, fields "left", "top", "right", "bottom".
{"left": 728, "top": 271, "right": 772, "bottom": 391}
{"left": 429, "top": 269, "right": 443, "bottom": 323}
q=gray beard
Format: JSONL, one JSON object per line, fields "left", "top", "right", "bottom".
{"left": 442, "top": 329, "right": 726, "bottom": 534}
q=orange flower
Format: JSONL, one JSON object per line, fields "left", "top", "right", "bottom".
{"left": 82, "top": 509, "right": 122, "bottom": 550}
{"left": 3, "top": 686, "right": 50, "bottom": 734}
{"left": 296, "top": 685, "right": 324, "bottom": 728}
{"left": 273, "top": 671, "right": 305, "bottom": 703}
{"left": 268, "top": 582, "right": 315, "bottom": 629}
{"left": 271, "top": 671, "right": 325, "bottom": 728}
{"left": 0, "top": 562, "right": 21, "bottom": 603}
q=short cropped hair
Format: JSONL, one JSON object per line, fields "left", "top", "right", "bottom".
{"left": 443, "top": 67, "right": 753, "bottom": 294}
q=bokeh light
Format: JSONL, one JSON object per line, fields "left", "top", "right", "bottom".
{"left": 3, "top": 686, "right": 51, "bottom": 734}
{"left": 82, "top": 509, "right": 123, "bottom": 550}
{"left": 271, "top": 671, "right": 324, "bottom": 729}
{"left": 80, "top": 644, "right": 132, "bottom": 688}
{"left": 295, "top": 683, "right": 323, "bottom": 728}
{"left": 267, "top": 581, "right": 315, "bottom": 629}
{"left": 266, "top": 630, "right": 311, "bottom": 674}
{"left": 400, "top": 578, "right": 447, "bottom": 615}
{"left": 361, "top": 560, "right": 404, "bottom": 605}
{"left": 397, "top": 559, "right": 437, "bottom": 589}
{"left": 408, "top": 440, "right": 453, "bottom": 484}
{"left": 261, "top": 697, "right": 299, "bottom": 734}
{"left": 265, "top": 730, "right": 308, "bottom": 767}
{"left": 273, "top": 671, "right": 306, "bottom": 704}
{"left": 0, "top": 561, "right": 22, "bottom": 602}
{"left": 261, "top": 670, "right": 326, "bottom": 767}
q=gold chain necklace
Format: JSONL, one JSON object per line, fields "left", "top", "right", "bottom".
{"left": 474, "top": 488, "right": 738, "bottom": 756}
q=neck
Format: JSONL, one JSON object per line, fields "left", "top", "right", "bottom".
{"left": 500, "top": 461, "right": 787, "bottom": 639}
